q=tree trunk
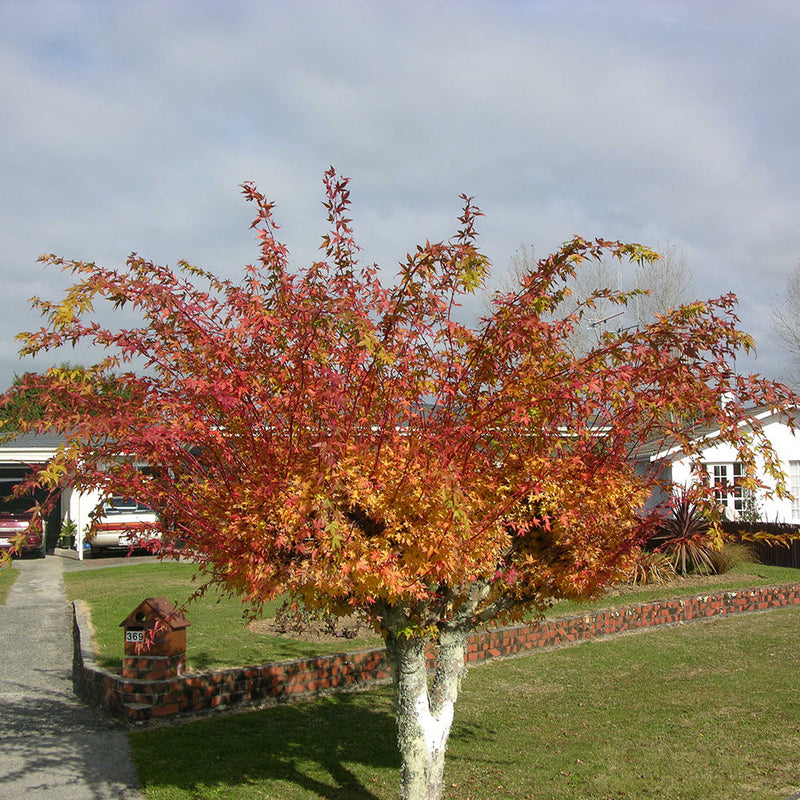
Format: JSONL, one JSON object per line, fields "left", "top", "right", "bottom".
{"left": 384, "top": 627, "right": 468, "bottom": 800}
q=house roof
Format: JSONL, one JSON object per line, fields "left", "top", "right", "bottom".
{"left": 0, "top": 431, "right": 66, "bottom": 450}
{"left": 0, "top": 430, "right": 65, "bottom": 465}
{"left": 635, "top": 404, "right": 798, "bottom": 464}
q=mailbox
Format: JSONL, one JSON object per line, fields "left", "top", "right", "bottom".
{"left": 120, "top": 597, "right": 190, "bottom": 659}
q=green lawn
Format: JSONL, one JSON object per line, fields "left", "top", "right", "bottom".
{"left": 65, "top": 560, "right": 800, "bottom": 797}
{"left": 63, "top": 561, "right": 382, "bottom": 670}
{"left": 0, "top": 564, "right": 18, "bottom": 603}
{"left": 130, "top": 605, "right": 800, "bottom": 800}
{"left": 544, "top": 560, "right": 800, "bottom": 616}
{"left": 64, "top": 560, "right": 800, "bottom": 671}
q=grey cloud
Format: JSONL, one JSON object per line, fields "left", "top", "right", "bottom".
{"left": 2, "top": 0, "right": 800, "bottom": 386}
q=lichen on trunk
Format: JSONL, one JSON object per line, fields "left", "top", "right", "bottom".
{"left": 384, "top": 626, "right": 468, "bottom": 800}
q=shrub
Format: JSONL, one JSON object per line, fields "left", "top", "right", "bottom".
{"left": 58, "top": 516, "right": 77, "bottom": 548}
{"left": 707, "top": 542, "right": 756, "bottom": 574}
{"left": 627, "top": 550, "right": 677, "bottom": 585}
{"left": 649, "top": 498, "right": 717, "bottom": 577}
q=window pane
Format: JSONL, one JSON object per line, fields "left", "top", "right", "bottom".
{"left": 790, "top": 461, "right": 800, "bottom": 521}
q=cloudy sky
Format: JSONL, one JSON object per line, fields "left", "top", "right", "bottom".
{"left": 2, "top": 0, "right": 799, "bottom": 389}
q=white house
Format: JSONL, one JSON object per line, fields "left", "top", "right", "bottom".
{"left": 634, "top": 405, "right": 800, "bottom": 524}
{"left": 0, "top": 432, "right": 157, "bottom": 558}
{"left": 5, "top": 404, "right": 799, "bottom": 558}
{"left": 0, "top": 431, "right": 64, "bottom": 549}
{"left": 60, "top": 480, "right": 158, "bottom": 558}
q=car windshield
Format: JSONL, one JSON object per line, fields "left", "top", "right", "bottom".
{"left": 103, "top": 496, "right": 153, "bottom": 514}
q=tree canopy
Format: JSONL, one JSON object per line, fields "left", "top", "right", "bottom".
{"left": 0, "top": 372, "right": 51, "bottom": 425}
{"left": 772, "top": 260, "right": 800, "bottom": 383}
{"left": 4, "top": 169, "right": 796, "bottom": 800}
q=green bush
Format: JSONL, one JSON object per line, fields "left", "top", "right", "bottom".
{"left": 627, "top": 550, "right": 677, "bottom": 585}
{"left": 58, "top": 516, "right": 77, "bottom": 548}
{"left": 649, "top": 497, "right": 716, "bottom": 576}
{"left": 708, "top": 542, "right": 756, "bottom": 575}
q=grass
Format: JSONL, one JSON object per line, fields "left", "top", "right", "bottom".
{"left": 66, "top": 560, "right": 800, "bottom": 797}
{"left": 130, "top": 605, "right": 800, "bottom": 800}
{"left": 0, "top": 564, "right": 19, "bottom": 603}
{"left": 63, "top": 561, "right": 382, "bottom": 670}
{"left": 63, "top": 560, "right": 800, "bottom": 671}
{"left": 543, "top": 560, "right": 800, "bottom": 617}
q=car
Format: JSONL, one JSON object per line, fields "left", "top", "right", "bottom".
{"left": 86, "top": 495, "right": 160, "bottom": 557}
{"left": 0, "top": 509, "right": 44, "bottom": 557}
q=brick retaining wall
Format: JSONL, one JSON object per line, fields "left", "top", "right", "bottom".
{"left": 72, "top": 583, "right": 800, "bottom": 723}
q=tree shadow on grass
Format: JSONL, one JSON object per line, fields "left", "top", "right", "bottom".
{"left": 131, "top": 687, "right": 400, "bottom": 800}
{"left": 185, "top": 640, "right": 360, "bottom": 671}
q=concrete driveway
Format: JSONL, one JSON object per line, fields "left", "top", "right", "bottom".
{"left": 0, "top": 554, "right": 144, "bottom": 800}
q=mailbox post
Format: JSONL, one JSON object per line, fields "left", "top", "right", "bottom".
{"left": 120, "top": 597, "right": 190, "bottom": 681}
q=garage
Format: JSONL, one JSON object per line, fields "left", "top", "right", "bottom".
{"left": 0, "top": 431, "right": 64, "bottom": 554}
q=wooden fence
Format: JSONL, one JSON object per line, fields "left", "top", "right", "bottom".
{"left": 721, "top": 520, "right": 800, "bottom": 568}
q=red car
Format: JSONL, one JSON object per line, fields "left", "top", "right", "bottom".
{"left": 0, "top": 510, "right": 44, "bottom": 557}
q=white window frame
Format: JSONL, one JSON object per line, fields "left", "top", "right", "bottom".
{"left": 789, "top": 461, "right": 800, "bottom": 522}
{"left": 707, "top": 462, "right": 751, "bottom": 515}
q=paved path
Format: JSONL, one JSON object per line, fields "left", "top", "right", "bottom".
{"left": 0, "top": 555, "right": 144, "bottom": 800}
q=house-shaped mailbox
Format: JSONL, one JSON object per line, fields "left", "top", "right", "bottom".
{"left": 120, "top": 596, "right": 190, "bottom": 658}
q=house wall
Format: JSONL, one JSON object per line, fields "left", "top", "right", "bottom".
{"left": 669, "top": 416, "right": 800, "bottom": 523}
{"left": 61, "top": 485, "right": 104, "bottom": 557}
{"left": 635, "top": 460, "right": 672, "bottom": 513}
{"left": 61, "top": 465, "right": 157, "bottom": 558}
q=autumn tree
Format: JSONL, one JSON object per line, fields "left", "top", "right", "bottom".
{"left": 0, "top": 372, "right": 51, "bottom": 424}
{"left": 499, "top": 242, "right": 695, "bottom": 357}
{"left": 632, "top": 242, "right": 694, "bottom": 320}
{"left": 0, "top": 364, "right": 104, "bottom": 425}
{"left": 3, "top": 170, "right": 795, "bottom": 800}
{"left": 772, "top": 261, "right": 800, "bottom": 382}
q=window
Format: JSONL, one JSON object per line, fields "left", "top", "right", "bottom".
{"left": 790, "top": 461, "right": 800, "bottom": 522}
{"left": 103, "top": 465, "right": 156, "bottom": 515}
{"left": 103, "top": 496, "right": 152, "bottom": 515}
{"left": 708, "top": 462, "right": 751, "bottom": 515}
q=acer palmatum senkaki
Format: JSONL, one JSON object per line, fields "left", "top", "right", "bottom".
{"left": 5, "top": 169, "right": 796, "bottom": 800}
